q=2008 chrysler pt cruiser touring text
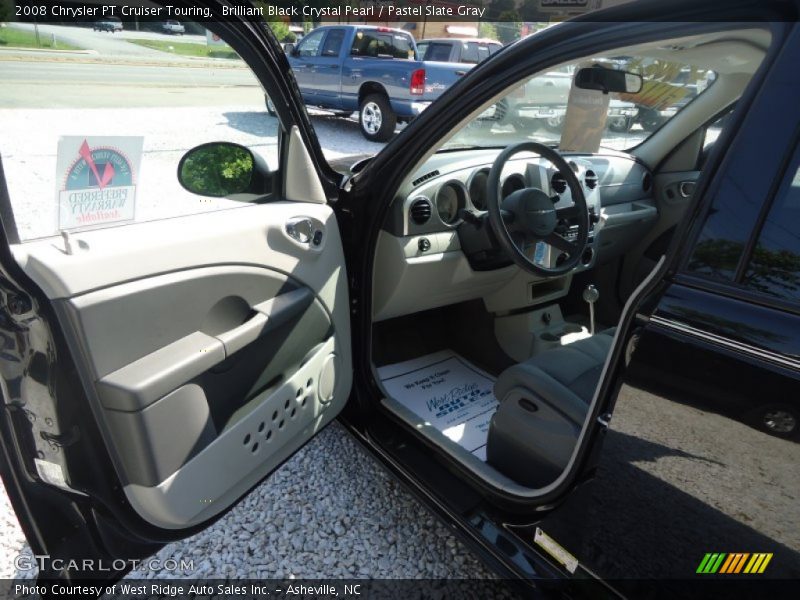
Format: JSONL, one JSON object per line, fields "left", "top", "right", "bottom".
{"left": 0, "top": 0, "right": 799, "bottom": 598}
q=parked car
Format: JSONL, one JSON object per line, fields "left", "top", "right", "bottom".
{"left": 162, "top": 20, "right": 185, "bottom": 35}
{"left": 1, "top": 0, "right": 799, "bottom": 596}
{"left": 92, "top": 17, "right": 122, "bottom": 33}
{"left": 492, "top": 65, "right": 638, "bottom": 133}
{"left": 270, "top": 25, "right": 465, "bottom": 142}
{"left": 416, "top": 37, "right": 503, "bottom": 64}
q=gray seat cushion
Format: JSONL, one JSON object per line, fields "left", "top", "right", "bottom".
{"left": 493, "top": 328, "right": 616, "bottom": 424}
{"left": 487, "top": 328, "right": 616, "bottom": 487}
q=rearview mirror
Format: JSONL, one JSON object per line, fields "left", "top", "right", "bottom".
{"left": 178, "top": 142, "right": 262, "bottom": 198}
{"left": 575, "top": 66, "right": 643, "bottom": 94}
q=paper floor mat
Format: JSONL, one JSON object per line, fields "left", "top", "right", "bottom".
{"left": 377, "top": 351, "right": 497, "bottom": 461}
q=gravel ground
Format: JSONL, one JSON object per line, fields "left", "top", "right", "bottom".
{"left": 4, "top": 423, "right": 496, "bottom": 580}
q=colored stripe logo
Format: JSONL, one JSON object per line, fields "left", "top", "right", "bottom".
{"left": 697, "top": 553, "right": 773, "bottom": 574}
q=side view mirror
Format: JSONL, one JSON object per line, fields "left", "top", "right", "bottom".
{"left": 177, "top": 142, "right": 270, "bottom": 198}
{"left": 283, "top": 43, "right": 295, "bottom": 55}
{"left": 575, "top": 66, "right": 643, "bottom": 94}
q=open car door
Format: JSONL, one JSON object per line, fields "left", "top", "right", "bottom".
{"left": 0, "top": 13, "right": 351, "bottom": 581}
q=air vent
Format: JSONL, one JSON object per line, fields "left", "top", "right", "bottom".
{"left": 551, "top": 172, "right": 567, "bottom": 195}
{"left": 584, "top": 170, "right": 598, "bottom": 190}
{"left": 642, "top": 172, "right": 653, "bottom": 193}
{"left": 410, "top": 197, "right": 432, "bottom": 224}
{"left": 412, "top": 170, "right": 440, "bottom": 187}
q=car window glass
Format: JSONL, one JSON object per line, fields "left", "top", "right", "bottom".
{"left": 742, "top": 151, "right": 800, "bottom": 301}
{"left": 462, "top": 43, "right": 480, "bottom": 64}
{"left": 685, "top": 186, "right": 752, "bottom": 283}
{"left": 296, "top": 29, "right": 324, "bottom": 57}
{"left": 685, "top": 113, "right": 752, "bottom": 282}
{"left": 0, "top": 23, "right": 280, "bottom": 242}
{"left": 442, "top": 54, "right": 719, "bottom": 153}
{"left": 320, "top": 29, "right": 344, "bottom": 58}
{"left": 416, "top": 42, "right": 429, "bottom": 59}
{"left": 424, "top": 42, "right": 453, "bottom": 62}
{"left": 386, "top": 33, "right": 414, "bottom": 59}
{"left": 477, "top": 45, "right": 491, "bottom": 61}
{"left": 351, "top": 30, "right": 413, "bottom": 59}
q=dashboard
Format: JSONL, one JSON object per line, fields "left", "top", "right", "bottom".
{"left": 374, "top": 148, "right": 657, "bottom": 322}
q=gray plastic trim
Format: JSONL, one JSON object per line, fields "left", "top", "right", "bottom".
{"left": 97, "top": 332, "right": 225, "bottom": 412}
{"left": 216, "top": 313, "right": 269, "bottom": 356}
{"left": 123, "top": 337, "right": 344, "bottom": 529}
{"left": 285, "top": 126, "right": 326, "bottom": 204}
{"left": 104, "top": 384, "right": 218, "bottom": 487}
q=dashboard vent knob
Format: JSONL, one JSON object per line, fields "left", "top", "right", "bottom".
{"left": 585, "top": 170, "right": 598, "bottom": 190}
{"left": 551, "top": 172, "right": 568, "bottom": 195}
{"left": 410, "top": 197, "right": 432, "bottom": 224}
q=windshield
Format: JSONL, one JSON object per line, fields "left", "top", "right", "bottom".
{"left": 442, "top": 54, "right": 716, "bottom": 152}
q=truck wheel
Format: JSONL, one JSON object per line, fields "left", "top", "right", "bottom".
{"left": 359, "top": 94, "right": 396, "bottom": 142}
{"left": 512, "top": 117, "right": 535, "bottom": 133}
{"left": 748, "top": 404, "right": 798, "bottom": 438}
{"left": 544, "top": 115, "right": 564, "bottom": 132}
{"left": 607, "top": 117, "right": 630, "bottom": 133}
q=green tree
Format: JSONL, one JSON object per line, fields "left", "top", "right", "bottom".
{"left": 520, "top": 0, "right": 542, "bottom": 21}
{"left": 488, "top": 0, "right": 516, "bottom": 19}
{"left": 479, "top": 22, "right": 498, "bottom": 41}
{"left": 496, "top": 11, "right": 522, "bottom": 44}
{"left": 0, "top": 0, "right": 11, "bottom": 23}
{"left": 180, "top": 144, "right": 254, "bottom": 197}
{"left": 254, "top": 2, "right": 297, "bottom": 42}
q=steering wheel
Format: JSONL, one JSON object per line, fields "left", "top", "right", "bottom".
{"left": 486, "top": 142, "right": 589, "bottom": 277}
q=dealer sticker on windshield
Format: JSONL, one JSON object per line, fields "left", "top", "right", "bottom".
{"left": 534, "top": 527, "right": 579, "bottom": 574}
{"left": 55, "top": 136, "right": 143, "bottom": 231}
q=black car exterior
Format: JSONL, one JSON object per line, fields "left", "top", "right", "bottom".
{"left": 0, "top": 1, "right": 798, "bottom": 599}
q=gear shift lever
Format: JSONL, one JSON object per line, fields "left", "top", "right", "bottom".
{"left": 582, "top": 284, "right": 599, "bottom": 335}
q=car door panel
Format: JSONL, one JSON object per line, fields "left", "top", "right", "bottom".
{"left": 619, "top": 170, "right": 700, "bottom": 298}
{"left": 7, "top": 201, "right": 351, "bottom": 529}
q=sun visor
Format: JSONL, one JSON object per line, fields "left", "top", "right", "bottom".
{"left": 559, "top": 62, "right": 611, "bottom": 153}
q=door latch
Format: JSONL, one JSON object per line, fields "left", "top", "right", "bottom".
{"left": 597, "top": 413, "right": 612, "bottom": 428}
{"left": 286, "top": 217, "right": 324, "bottom": 248}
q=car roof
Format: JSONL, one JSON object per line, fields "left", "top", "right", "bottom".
{"left": 420, "top": 38, "right": 502, "bottom": 45}
{"left": 313, "top": 24, "right": 411, "bottom": 36}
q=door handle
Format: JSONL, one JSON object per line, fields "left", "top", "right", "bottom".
{"left": 455, "top": 70, "right": 467, "bottom": 76}
{"left": 218, "top": 288, "right": 314, "bottom": 356}
{"left": 679, "top": 181, "right": 696, "bottom": 198}
{"left": 216, "top": 312, "right": 268, "bottom": 356}
{"left": 286, "top": 217, "right": 325, "bottom": 248}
